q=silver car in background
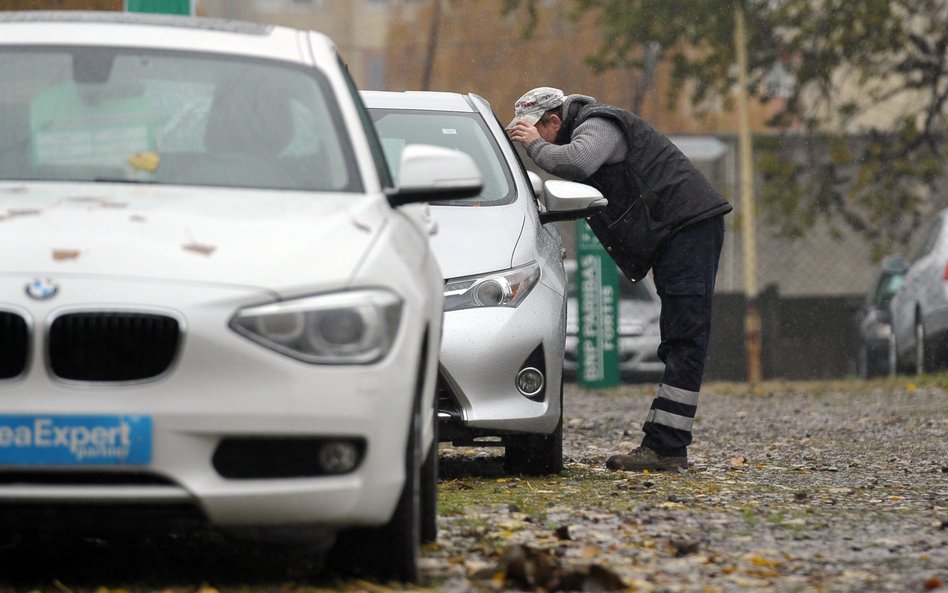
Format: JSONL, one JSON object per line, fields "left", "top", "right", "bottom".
{"left": 855, "top": 255, "right": 906, "bottom": 378}
{"left": 892, "top": 208, "right": 948, "bottom": 374}
{"left": 564, "top": 260, "right": 664, "bottom": 383}
{"left": 362, "top": 91, "right": 605, "bottom": 474}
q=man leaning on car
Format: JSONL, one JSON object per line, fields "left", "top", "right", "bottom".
{"left": 508, "top": 86, "right": 732, "bottom": 472}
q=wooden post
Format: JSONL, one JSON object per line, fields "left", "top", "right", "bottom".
{"left": 734, "top": 3, "right": 762, "bottom": 385}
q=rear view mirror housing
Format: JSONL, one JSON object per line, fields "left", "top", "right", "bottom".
{"left": 387, "top": 144, "right": 483, "bottom": 207}
{"left": 538, "top": 180, "right": 607, "bottom": 224}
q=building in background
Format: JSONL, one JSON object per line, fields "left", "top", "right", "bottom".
{"left": 2, "top": 0, "right": 915, "bottom": 379}
{"left": 197, "top": 0, "right": 419, "bottom": 90}
{"left": 190, "top": 0, "right": 887, "bottom": 381}
{"left": 0, "top": 1, "right": 121, "bottom": 9}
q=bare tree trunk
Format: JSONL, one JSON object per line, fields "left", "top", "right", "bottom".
{"left": 632, "top": 41, "right": 661, "bottom": 114}
{"left": 421, "top": 0, "right": 441, "bottom": 90}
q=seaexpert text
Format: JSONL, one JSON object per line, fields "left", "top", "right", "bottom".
{"left": 0, "top": 418, "right": 133, "bottom": 460}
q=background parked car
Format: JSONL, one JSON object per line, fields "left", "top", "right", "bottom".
{"left": 854, "top": 255, "right": 906, "bottom": 378}
{"left": 563, "top": 260, "right": 664, "bottom": 383}
{"left": 362, "top": 90, "right": 605, "bottom": 475}
{"left": 0, "top": 11, "right": 483, "bottom": 582}
{"left": 891, "top": 208, "right": 948, "bottom": 375}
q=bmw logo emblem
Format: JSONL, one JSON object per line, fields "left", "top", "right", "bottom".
{"left": 26, "top": 278, "right": 58, "bottom": 300}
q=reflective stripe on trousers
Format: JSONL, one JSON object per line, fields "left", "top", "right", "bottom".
{"left": 643, "top": 383, "right": 700, "bottom": 433}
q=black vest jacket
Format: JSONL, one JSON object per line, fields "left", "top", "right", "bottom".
{"left": 560, "top": 101, "right": 732, "bottom": 280}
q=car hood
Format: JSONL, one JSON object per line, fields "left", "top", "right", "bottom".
{"left": 0, "top": 183, "right": 387, "bottom": 291}
{"left": 428, "top": 204, "right": 525, "bottom": 278}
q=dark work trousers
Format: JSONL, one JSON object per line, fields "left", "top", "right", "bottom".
{"left": 640, "top": 214, "right": 725, "bottom": 456}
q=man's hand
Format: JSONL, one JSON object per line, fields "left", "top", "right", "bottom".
{"left": 508, "top": 120, "right": 542, "bottom": 147}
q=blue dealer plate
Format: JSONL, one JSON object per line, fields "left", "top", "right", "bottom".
{"left": 0, "top": 415, "right": 152, "bottom": 466}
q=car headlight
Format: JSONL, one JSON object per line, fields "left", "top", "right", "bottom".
{"left": 444, "top": 262, "right": 540, "bottom": 311}
{"left": 230, "top": 289, "right": 402, "bottom": 364}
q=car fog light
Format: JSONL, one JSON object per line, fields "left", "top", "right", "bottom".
{"left": 516, "top": 367, "right": 544, "bottom": 397}
{"left": 318, "top": 441, "right": 360, "bottom": 474}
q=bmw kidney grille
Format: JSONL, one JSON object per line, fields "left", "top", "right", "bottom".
{"left": 48, "top": 312, "right": 181, "bottom": 382}
{"left": 0, "top": 311, "right": 29, "bottom": 379}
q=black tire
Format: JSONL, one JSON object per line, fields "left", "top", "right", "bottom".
{"left": 895, "top": 334, "right": 911, "bottom": 375}
{"left": 860, "top": 344, "right": 888, "bottom": 379}
{"left": 330, "top": 404, "right": 423, "bottom": 582}
{"left": 503, "top": 382, "right": 564, "bottom": 475}
{"left": 420, "top": 403, "right": 438, "bottom": 544}
{"left": 915, "top": 319, "right": 926, "bottom": 376}
{"left": 857, "top": 344, "right": 869, "bottom": 379}
{"left": 886, "top": 334, "right": 897, "bottom": 378}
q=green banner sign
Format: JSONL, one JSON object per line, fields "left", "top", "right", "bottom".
{"left": 576, "top": 220, "right": 620, "bottom": 388}
{"left": 126, "top": 0, "right": 192, "bottom": 14}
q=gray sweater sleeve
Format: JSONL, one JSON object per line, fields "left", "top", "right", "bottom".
{"left": 525, "top": 116, "right": 627, "bottom": 181}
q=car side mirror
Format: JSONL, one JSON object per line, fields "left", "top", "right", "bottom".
{"left": 387, "top": 144, "right": 483, "bottom": 207}
{"left": 538, "top": 179, "right": 607, "bottom": 224}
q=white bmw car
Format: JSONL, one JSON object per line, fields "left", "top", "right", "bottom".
{"left": 362, "top": 91, "right": 605, "bottom": 475}
{"left": 0, "top": 11, "right": 481, "bottom": 581}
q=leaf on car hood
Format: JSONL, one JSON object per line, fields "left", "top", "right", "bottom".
{"left": 182, "top": 242, "right": 216, "bottom": 256}
{"left": 52, "top": 248, "right": 81, "bottom": 261}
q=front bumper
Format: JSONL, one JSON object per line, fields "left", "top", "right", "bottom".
{"left": 0, "top": 278, "right": 426, "bottom": 531}
{"left": 437, "top": 284, "right": 564, "bottom": 436}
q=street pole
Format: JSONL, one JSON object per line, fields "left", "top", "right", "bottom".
{"left": 734, "top": 2, "right": 763, "bottom": 385}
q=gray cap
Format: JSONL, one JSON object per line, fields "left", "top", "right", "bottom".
{"left": 505, "top": 87, "right": 565, "bottom": 130}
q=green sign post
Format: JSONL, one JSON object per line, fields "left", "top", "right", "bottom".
{"left": 576, "top": 220, "right": 620, "bottom": 388}
{"left": 126, "top": 0, "right": 192, "bottom": 15}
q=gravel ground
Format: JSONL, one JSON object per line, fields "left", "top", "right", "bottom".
{"left": 0, "top": 381, "right": 944, "bottom": 593}
{"left": 428, "top": 381, "right": 948, "bottom": 593}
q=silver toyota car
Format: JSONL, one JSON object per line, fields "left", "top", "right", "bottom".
{"left": 362, "top": 91, "right": 605, "bottom": 474}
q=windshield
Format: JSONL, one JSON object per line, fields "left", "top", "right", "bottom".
{"left": 0, "top": 47, "right": 359, "bottom": 192}
{"left": 870, "top": 271, "right": 904, "bottom": 308}
{"left": 368, "top": 108, "right": 513, "bottom": 206}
